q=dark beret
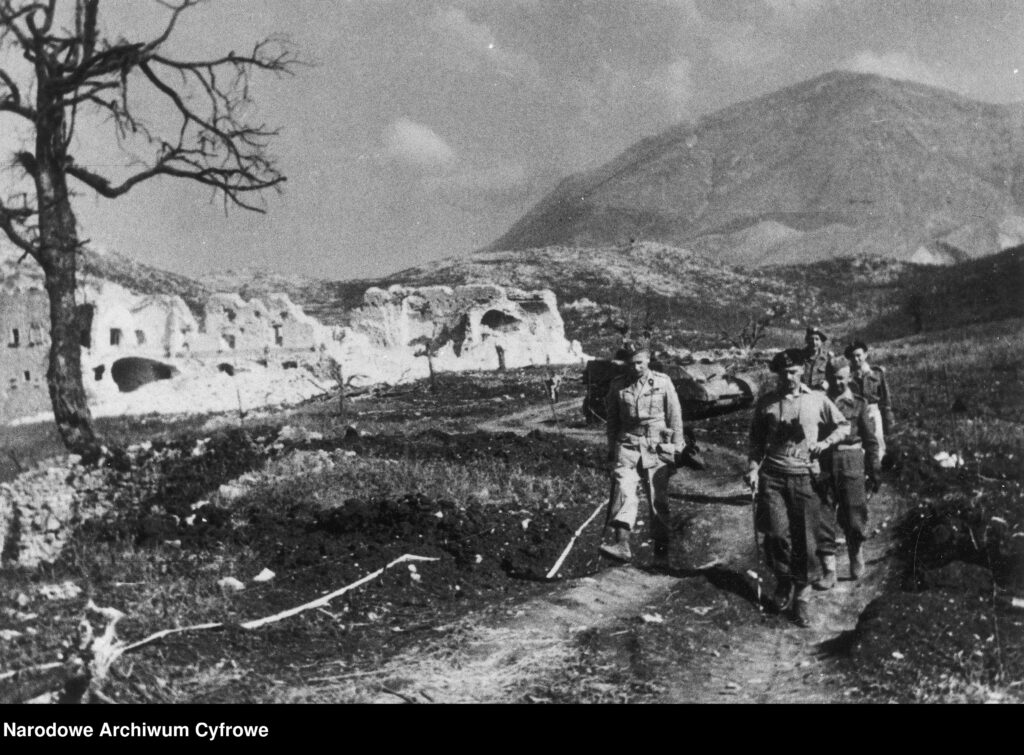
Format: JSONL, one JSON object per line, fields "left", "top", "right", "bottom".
{"left": 844, "top": 340, "right": 869, "bottom": 359}
{"left": 805, "top": 326, "right": 828, "bottom": 342}
{"left": 769, "top": 348, "right": 807, "bottom": 372}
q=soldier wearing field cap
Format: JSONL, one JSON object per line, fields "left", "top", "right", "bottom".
{"left": 744, "top": 348, "right": 849, "bottom": 627}
{"left": 815, "top": 364, "right": 881, "bottom": 584}
{"left": 599, "top": 346, "right": 685, "bottom": 569}
{"left": 802, "top": 326, "right": 835, "bottom": 392}
{"left": 844, "top": 340, "right": 895, "bottom": 463}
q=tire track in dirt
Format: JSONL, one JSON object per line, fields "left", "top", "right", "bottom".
{"left": 304, "top": 402, "right": 896, "bottom": 703}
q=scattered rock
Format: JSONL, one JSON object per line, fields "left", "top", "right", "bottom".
{"left": 217, "top": 577, "right": 245, "bottom": 592}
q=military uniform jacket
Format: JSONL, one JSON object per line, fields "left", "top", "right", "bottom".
{"left": 606, "top": 371, "right": 684, "bottom": 469}
{"left": 825, "top": 391, "right": 880, "bottom": 474}
{"left": 850, "top": 365, "right": 895, "bottom": 431}
{"left": 748, "top": 385, "right": 849, "bottom": 475}
{"left": 802, "top": 348, "right": 835, "bottom": 391}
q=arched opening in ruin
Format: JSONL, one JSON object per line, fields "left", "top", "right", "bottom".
{"left": 518, "top": 301, "right": 550, "bottom": 316}
{"left": 110, "top": 357, "right": 179, "bottom": 393}
{"left": 93, "top": 365, "right": 106, "bottom": 382}
{"left": 480, "top": 309, "right": 521, "bottom": 333}
{"left": 218, "top": 363, "right": 235, "bottom": 376}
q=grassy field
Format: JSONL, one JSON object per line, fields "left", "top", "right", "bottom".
{"left": 834, "top": 318, "right": 1024, "bottom": 702}
{"left": 1, "top": 307, "right": 1021, "bottom": 703}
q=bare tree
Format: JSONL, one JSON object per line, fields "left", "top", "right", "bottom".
{"left": 718, "top": 304, "right": 788, "bottom": 351}
{"left": 0, "top": 1, "right": 297, "bottom": 454}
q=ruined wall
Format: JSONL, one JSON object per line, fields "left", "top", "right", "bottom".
{"left": 0, "top": 287, "right": 51, "bottom": 423}
{"left": 338, "top": 284, "right": 585, "bottom": 384}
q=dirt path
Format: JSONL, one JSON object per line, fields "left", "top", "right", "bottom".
{"left": 309, "top": 404, "right": 895, "bottom": 703}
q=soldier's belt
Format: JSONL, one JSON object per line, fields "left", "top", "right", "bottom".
{"left": 620, "top": 425, "right": 668, "bottom": 440}
{"left": 835, "top": 442, "right": 863, "bottom": 450}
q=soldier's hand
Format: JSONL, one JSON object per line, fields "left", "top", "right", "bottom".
{"left": 743, "top": 469, "right": 759, "bottom": 492}
{"left": 809, "top": 440, "right": 831, "bottom": 457}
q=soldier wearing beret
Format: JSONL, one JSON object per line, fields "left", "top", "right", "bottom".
{"left": 802, "top": 326, "right": 835, "bottom": 392}
{"left": 744, "top": 348, "right": 849, "bottom": 627}
{"left": 844, "top": 340, "right": 895, "bottom": 463}
{"left": 599, "top": 347, "right": 685, "bottom": 569}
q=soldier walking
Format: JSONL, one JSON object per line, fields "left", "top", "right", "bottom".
{"left": 801, "top": 326, "right": 835, "bottom": 392}
{"left": 745, "top": 349, "right": 849, "bottom": 627}
{"left": 844, "top": 340, "right": 895, "bottom": 463}
{"left": 599, "top": 347, "right": 685, "bottom": 569}
{"left": 814, "top": 364, "right": 881, "bottom": 587}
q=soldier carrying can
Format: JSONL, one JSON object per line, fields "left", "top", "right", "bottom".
{"left": 814, "top": 364, "right": 881, "bottom": 586}
{"left": 598, "top": 346, "right": 685, "bottom": 570}
{"left": 844, "top": 340, "right": 896, "bottom": 463}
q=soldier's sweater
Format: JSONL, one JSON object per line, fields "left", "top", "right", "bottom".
{"left": 749, "top": 386, "right": 849, "bottom": 475}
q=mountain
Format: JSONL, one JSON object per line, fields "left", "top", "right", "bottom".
{"left": 487, "top": 71, "right": 1024, "bottom": 267}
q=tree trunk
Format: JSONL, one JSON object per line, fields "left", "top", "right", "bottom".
{"left": 33, "top": 93, "right": 99, "bottom": 456}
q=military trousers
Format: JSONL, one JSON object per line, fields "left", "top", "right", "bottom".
{"left": 756, "top": 469, "right": 822, "bottom": 586}
{"left": 817, "top": 448, "right": 869, "bottom": 554}
{"left": 607, "top": 458, "right": 674, "bottom": 545}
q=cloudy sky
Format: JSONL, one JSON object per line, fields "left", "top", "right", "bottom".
{"left": 2, "top": 0, "right": 1023, "bottom": 281}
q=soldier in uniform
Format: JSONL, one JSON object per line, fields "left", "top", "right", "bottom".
{"left": 745, "top": 348, "right": 849, "bottom": 627}
{"left": 599, "top": 347, "right": 685, "bottom": 569}
{"left": 844, "top": 340, "right": 895, "bottom": 463}
{"left": 815, "top": 365, "right": 881, "bottom": 584}
{"left": 801, "top": 326, "right": 835, "bottom": 392}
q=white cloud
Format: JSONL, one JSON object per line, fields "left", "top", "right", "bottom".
{"left": 841, "top": 51, "right": 947, "bottom": 89}
{"left": 380, "top": 117, "right": 529, "bottom": 207}
{"left": 429, "top": 5, "right": 540, "bottom": 82}
{"left": 645, "top": 57, "right": 695, "bottom": 119}
{"left": 382, "top": 118, "right": 456, "bottom": 170}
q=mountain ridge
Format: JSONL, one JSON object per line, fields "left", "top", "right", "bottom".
{"left": 486, "top": 70, "right": 1024, "bottom": 266}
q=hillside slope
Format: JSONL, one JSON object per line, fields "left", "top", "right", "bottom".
{"left": 487, "top": 71, "right": 1024, "bottom": 267}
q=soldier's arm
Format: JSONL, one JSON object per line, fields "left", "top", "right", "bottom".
{"left": 664, "top": 378, "right": 685, "bottom": 447}
{"left": 819, "top": 396, "right": 851, "bottom": 448}
{"left": 877, "top": 368, "right": 895, "bottom": 431}
{"left": 825, "top": 355, "right": 837, "bottom": 392}
{"left": 605, "top": 384, "right": 620, "bottom": 458}
{"left": 747, "top": 402, "right": 767, "bottom": 472}
{"left": 859, "top": 403, "right": 881, "bottom": 475}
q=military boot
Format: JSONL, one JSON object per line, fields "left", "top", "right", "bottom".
{"left": 813, "top": 554, "right": 837, "bottom": 591}
{"left": 599, "top": 526, "right": 632, "bottom": 562}
{"left": 770, "top": 578, "right": 794, "bottom": 613}
{"left": 792, "top": 583, "right": 812, "bottom": 628}
{"left": 849, "top": 542, "right": 865, "bottom": 580}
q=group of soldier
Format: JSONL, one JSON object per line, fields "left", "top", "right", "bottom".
{"left": 598, "top": 327, "right": 894, "bottom": 628}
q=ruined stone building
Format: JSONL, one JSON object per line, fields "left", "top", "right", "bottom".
{"left": 3, "top": 255, "right": 585, "bottom": 423}
{"left": 0, "top": 285, "right": 52, "bottom": 422}
{"left": 1, "top": 272, "right": 330, "bottom": 423}
{"left": 335, "top": 284, "right": 585, "bottom": 384}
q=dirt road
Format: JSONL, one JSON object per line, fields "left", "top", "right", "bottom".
{"left": 310, "top": 400, "right": 895, "bottom": 703}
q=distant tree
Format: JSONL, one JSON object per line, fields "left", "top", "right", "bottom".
{"left": 718, "top": 304, "right": 787, "bottom": 351}
{"left": 410, "top": 319, "right": 465, "bottom": 393}
{"left": 0, "top": 1, "right": 298, "bottom": 455}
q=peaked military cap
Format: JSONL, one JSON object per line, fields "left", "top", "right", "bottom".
{"left": 769, "top": 348, "right": 807, "bottom": 372}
